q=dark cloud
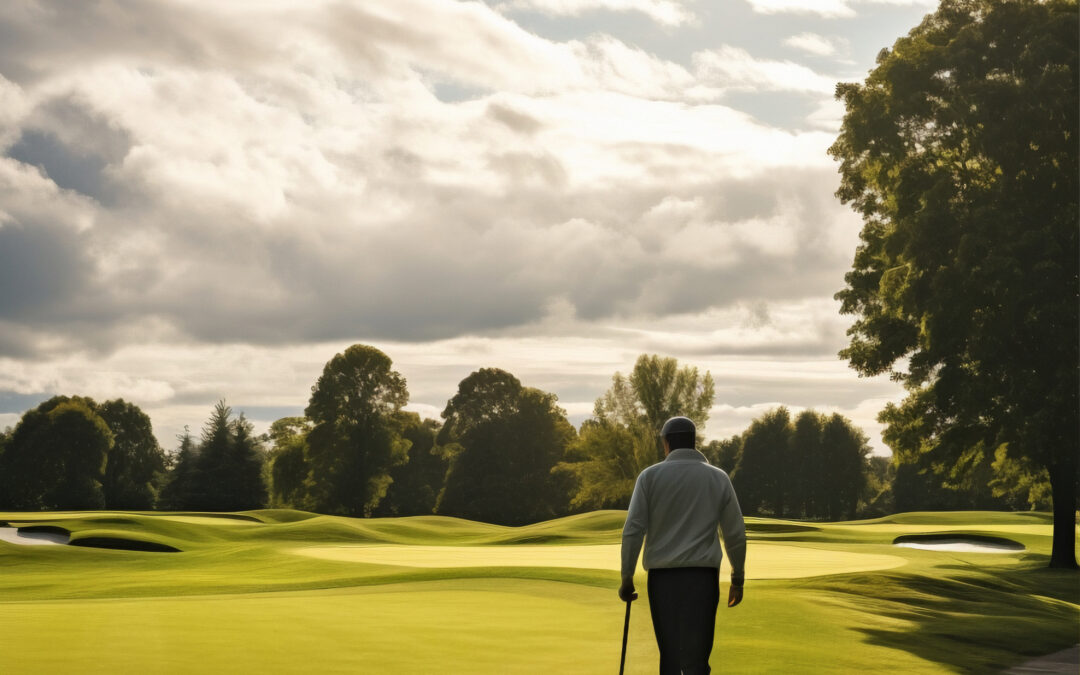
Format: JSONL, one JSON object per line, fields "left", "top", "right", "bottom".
{"left": 0, "top": 218, "right": 94, "bottom": 320}
{"left": 5, "top": 96, "right": 132, "bottom": 205}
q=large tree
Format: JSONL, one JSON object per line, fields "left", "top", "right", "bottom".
{"left": 0, "top": 396, "right": 111, "bottom": 510}
{"left": 97, "top": 399, "right": 167, "bottom": 509}
{"left": 436, "top": 368, "right": 575, "bottom": 525}
{"left": 830, "top": 0, "right": 1078, "bottom": 566}
{"left": 305, "top": 344, "right": 410, "bottom": 516}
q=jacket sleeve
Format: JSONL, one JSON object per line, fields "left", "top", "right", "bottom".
{"left": 621, "top": 472, "right": 648, "bottom": 580}
{"left": 718, "top": 472, "right": 746, "bottom": 586}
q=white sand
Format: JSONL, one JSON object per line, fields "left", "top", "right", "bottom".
{"left": 894, "top": 538, "right": 1023, "bottom": 553}
{"left": 0, "top": 526, "right": 69, "bottom": 545}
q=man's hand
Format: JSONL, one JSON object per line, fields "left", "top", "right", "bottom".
{"left": 727, "top": 584, "right": 743, "bottom": 608}
{"left": 618, "top": 577, "right": 638, "bottom": 602}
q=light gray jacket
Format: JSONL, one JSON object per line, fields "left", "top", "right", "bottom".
{"left": 621, "top": 447, "right": 747, "bottom": 585}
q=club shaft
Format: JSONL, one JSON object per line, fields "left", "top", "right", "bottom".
{"left": 619, "top": 600, "right": 631, "bottom": 675}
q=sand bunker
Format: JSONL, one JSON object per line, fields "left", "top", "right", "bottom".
{"left": 894, "top": 537, "right": 1025, "bottom": 553}
{"left": 0, "top": 526, "right": 69, "bottom": 545}
{"left": 293, "top": 542, "right": 906, "bottom": 579}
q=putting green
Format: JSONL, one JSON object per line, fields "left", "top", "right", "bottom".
{"left": 292, "top": 542, "right": 907, "bottom": 579}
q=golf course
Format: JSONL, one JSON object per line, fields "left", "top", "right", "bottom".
{"left": 0, "top": 510, "right": 1075, "bottom": 673}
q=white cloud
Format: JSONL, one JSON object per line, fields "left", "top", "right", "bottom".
{"left": 692, "top": 46, "right": 837, "bottom": 95}
{"left": 746, "top": 0, "right": 855, "bottom": 18}
{"left": 746, "top": 0, "right": 936, "bottom": 19}
{"left": 784, "top": 32, "right": 840, "bottom": 56}
{"left": 497, "top": 0, "right": 698, "bottom": 27}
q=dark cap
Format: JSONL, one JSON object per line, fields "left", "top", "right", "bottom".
{"left": 660, "top": 416, "right": 695, "bottom": 437}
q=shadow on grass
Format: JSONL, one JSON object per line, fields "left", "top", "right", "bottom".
{"left": 808, "top": 554, "right": 1079, "bottom": 672}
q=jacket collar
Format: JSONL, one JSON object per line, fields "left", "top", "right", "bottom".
{"left": 664, "top": 447, "right": 707, "bottom": 462}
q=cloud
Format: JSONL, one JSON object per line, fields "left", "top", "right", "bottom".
{"left": 496, "top": 0, "right": 698, "bottom": 27}
{"left": 0, "top": 0, "right": 852, "bottom": 359}
{"left": 784, "top": 32, "right": 840, "bottom": 57}
{"left": 746, "top": 0, "right": 855, "bottom": 18}
{"left": 745, "top": 0, "right": 936, "bottom": 19}
{"left": 692, "top": 46, "right": 837, "bottom": 95}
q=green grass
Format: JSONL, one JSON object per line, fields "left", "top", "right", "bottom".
{"left": 0, "top": 509, "right": 1075, "bottom": 673}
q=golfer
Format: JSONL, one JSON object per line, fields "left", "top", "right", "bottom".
{"left": 619, "top": 416, "right": 747, "bottom": 675}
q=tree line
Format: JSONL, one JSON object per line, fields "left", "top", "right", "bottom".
{"left": 0, "top": 345, "right": 1050, "bottom": 525}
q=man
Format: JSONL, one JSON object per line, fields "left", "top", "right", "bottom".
{"left": 619, "top": 416, "right": 747, "bottom": 675}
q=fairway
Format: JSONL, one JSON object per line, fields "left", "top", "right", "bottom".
{"left": 0, "top": 509, "right": 1075, "bottom": 673}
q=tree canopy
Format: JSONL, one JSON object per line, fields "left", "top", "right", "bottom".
{"left": 304, "top": 344, "right": 410, "bottom": 516}
{"left": 97, "top": 399, "right": 166, "bottom": 509}
{"left": 436, "top": 368, "right": 575, "bottom": 525}
{"left": 830, "top": 0, "right": 1078, "bottom": 567}
{"left": 0, "top": 395, "right": 166, "bottom": 510}
{"left": 732, "top": 407, "right": 871, "bottom": 519}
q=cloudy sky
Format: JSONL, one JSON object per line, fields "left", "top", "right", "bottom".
{"left": 0, "top": 0, "right": 937, "bottom": 455}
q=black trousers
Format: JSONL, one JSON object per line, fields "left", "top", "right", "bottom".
{"left": 646, "top": 567, "right": 720, "bottom": 675}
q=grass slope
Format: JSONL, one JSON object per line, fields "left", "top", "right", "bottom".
{"left": 0, "top": 510, "right": 1075, "bottom": 673}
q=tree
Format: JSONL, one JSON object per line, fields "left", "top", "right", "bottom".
{"left": 790, "top": 411, "right": 825, "bottom": 518}
{"left": 559, "top": 354, "right": 716, "bottom": 508}
{"left": 373, "top": 413, "right": 446, "bottom": 517}
{"left": 97, "top": 399, "right": 166, "bottom": 509}
{"left": 732, "top": 407, "right": 791, "bottom": 517}
{"left": 830, "top": 0, "right": 1078, "bottom": 567}
{"left": 228, "top": 413, "right": 267, "bottom": 510}
{"left": 436, "top": 369, "right": 575, "bottom": 525}
{"left": 159, "top": 427, "right": 199, "bottom": 511}
{"left": 702, "top": 435, "right": 742, "bottom": 475}
{"left": 305, "top": 344, "right": 410, "bottom": 516}
{"left": 266, "top": 416, "right": 312, "bottom": 509}
{"left": 729, "top": 408, "right": 872, "bottom": 519}
{"left": 0, "top": 396, "right": 111, "bottom": 510}
{"left": 861, "top": 455, "right": 896, "bottom": 518}
{"left": 820, "top": 413, "right": 871, "bottom": 520}
{"left": 599, "top": 354, "right": 715, "bottom": 464}
{"left": 192, "top": 400, "right": 234, "bottom": 511}
{"left": 555, "top": 419, "right": 653, "bottom": 510}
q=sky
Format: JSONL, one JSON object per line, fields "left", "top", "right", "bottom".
{"left": 0, "top": 0, "right": 938, "bottom": 455}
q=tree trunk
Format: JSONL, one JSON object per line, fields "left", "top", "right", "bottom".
{"left": 1047, "top": 456, "right": 1078, "bottom": 569}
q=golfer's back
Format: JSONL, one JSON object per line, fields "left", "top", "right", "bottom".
{"left": 622, "top": 448, "right": 746, "bottom": 574}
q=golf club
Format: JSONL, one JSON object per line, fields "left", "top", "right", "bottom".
{"left": 619, "top": 599, "right": 632, "bottom": 675}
